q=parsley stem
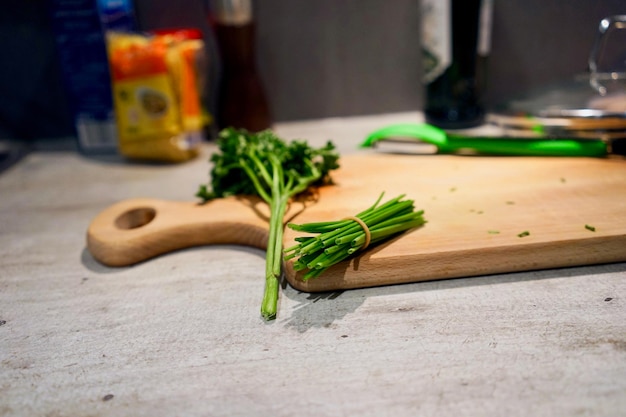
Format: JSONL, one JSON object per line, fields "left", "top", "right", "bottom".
{"left": 261, "top": 194, "right": 288, "bottom": 320}
{"left": 198, "top": 128, "right": 340, "bottom": 321}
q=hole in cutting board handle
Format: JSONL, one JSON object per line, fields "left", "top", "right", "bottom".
{"left": 115, "top": 207, "right": 157, "bottom": 230}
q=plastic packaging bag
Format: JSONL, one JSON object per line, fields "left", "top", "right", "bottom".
{"left": 107, "top": 31, "right": 205, "bottom": 162}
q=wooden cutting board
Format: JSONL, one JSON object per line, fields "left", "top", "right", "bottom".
{"left": 87, "top": 153, "right": 626, "bottom": 292}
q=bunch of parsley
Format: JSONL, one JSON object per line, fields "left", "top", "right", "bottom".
{"left": 197, "top": 128, "right": 339, "bottom": 320}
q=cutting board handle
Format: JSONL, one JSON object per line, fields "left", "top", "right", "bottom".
{"left": 86, "top": 197, "right": 271, "bottom": 266}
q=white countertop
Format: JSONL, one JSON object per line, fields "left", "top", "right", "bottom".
{"left": 1, "top": 112, "right": 625, "bottom": 417}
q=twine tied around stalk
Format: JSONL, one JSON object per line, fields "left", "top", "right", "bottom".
{"left": 343, "top": 216, "right": 371, "bottom": 250}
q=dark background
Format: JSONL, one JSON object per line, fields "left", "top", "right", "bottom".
{"left": 1, "top": 0, "right": 625, "bottom": 141}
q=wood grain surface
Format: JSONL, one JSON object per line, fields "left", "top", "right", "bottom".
{"left": 87, "top": 153, "right": 626, "bottom": 292}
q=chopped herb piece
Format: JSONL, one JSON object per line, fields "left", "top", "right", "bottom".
{"left": 517, "top": 231, "right": 530, "bottom": 238}
{"left": 488, "top": 230, "right": 500, "bottom": 234}
{"left": 585, "top": 224, "right": 596, "bottom": 232}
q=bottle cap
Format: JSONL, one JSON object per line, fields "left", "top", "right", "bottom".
{"left": 212, "top": 0, "right": 252, "bottom": 26}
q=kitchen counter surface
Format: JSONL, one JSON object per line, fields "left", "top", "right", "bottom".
{"left": 1, "top": 112, "right": 625, "bottom": 417}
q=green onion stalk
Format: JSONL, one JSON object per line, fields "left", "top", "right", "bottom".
{"left": 284, "top": 193, "right": 426, "bottom": 280}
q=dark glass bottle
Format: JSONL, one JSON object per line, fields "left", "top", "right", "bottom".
{"left": 421, "top": 0, "right": 491, "bottom": 129}
{"left": 212, "top": 0, "right": 271, "bottom": 132}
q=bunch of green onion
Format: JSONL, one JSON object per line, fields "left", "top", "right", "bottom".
{"left": 284, "top": 193, "right": 426, "bottom": 280}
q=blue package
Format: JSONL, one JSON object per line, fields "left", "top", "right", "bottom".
{"left": 50, "top": 0, "right": 136, "bottom": 154}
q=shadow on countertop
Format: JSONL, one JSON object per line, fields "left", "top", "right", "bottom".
{"left": 280, "top": 261, "right": 626, "bottom": 332}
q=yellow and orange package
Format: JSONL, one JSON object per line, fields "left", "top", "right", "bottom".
{"left": 107, "top": 31, "right": 206, "bottom": 162}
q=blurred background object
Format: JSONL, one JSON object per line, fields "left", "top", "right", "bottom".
{"left": 421, "top": 0, "right": 492, "bottom": 129}
{"left": 50, "top": 0, "right": 137, "bottom": 155}
{"left": 106, "top": 30, "right": 206, "bottom": 162}
{"left": 0, "top": 0, "right": 625, "bottom": 145}
{"left": 588, "top": 14, "right": 626, "bottom": 98}
{"left": 210, "top": 0, "right": 272, "bottom": 132}
{"left": 489, "top": 13, "right": 626, "bottom": 137}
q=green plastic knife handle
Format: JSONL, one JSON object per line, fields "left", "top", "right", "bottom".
{"left": 361, "top": 123, "right": 448, "bottom": 148}
{"left": 444, "top": 134, "right": 607, "bottom": 156}
{"left": 361, "top": 123, "right": 608, "bottom": 157}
